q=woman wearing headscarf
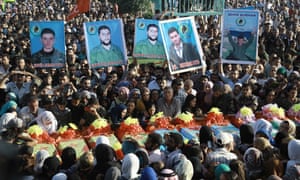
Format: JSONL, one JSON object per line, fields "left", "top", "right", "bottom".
{"left": 34, "top": 111, "right": 58, "bottom": 134}
{"left": 214, "top": 163, "right": 231, "bottom": 180}
{"left": 0, "top": 101, "right": 18, "bottom": 131}
{"left": 110, "top": 103, "right": 127, "bottom": 130}
{"left": 238, "top": 124, "right": 254, "bottom": 155}
{"left": 279, "top": 119, "right": 296, "bottom": 137}
{"left": 120, "top": 153, "right": 140, "bottom": 180}
{"left": 198, "top": 126, "right": 215, "bottom": 160}
{"left": 135, "top": 148, "right": 149, "bottom": 173}
{"left": 254, "top": 137, "right": 284, "bottom": 178}
{"left": 197, "top": 81, "right": 214, "bottom": 113}
{"left": 283, "top": 139, "right": 300, "bottom": 180}
{"left": 33, "top": 149, "right": 50, "bottom": 175}
{"left": 0, "top": 100, "right": 17, "bottom": 117}
{"left": 60, "top": 147, "right": 77, "bottom": 171}
{"left": 88, "top": 143, "right": 120, "bottom": 180}
{"left": 243, "top": 147, "right": 264, "bottom": 179}
{"left": 140, "top": 166, "right": 157, "bottom": 180}
{"left": 254, "top": 118, "right": 274, "bottom": 144}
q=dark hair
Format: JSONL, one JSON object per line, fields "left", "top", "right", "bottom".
{"left": 55, "top": 96, "right": 67, "bottom": 105}
{"left": 98, "top": 25, "right": 110, "bottom": 34}
{"left": 168, "top": 132, "right": 184, "bottom": 148}
{"left": 168, "top": 27, "right": 179, "bottom": 35}
{"left": 41, "top": 28, "right": 55, "bottom": 37}
{"left": 61, "top": 147, "right": 76, "bottom": 170}
{"left": 148, "top": 133, "right": 163, "bottom": 146}
{"left": 147, "top": 24, "right": 158, "bottom": 31}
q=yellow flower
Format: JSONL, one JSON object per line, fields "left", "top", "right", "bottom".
{"left": 150, "top": 112, "right": 164, "bottom": 123}
{"left": 112, "top": 142, "right": 122, "bottom": 150}
{"left": 68, "top": 123, "right": 78, "bottom": 130}
{"left": 124, "top": 117, "right": 139, "bottom": 125}
{"left": 91, "top": 118, "right": 108, "bottom": 129}
{"left": 58, "top": 126, "right": 68, "bottom": 134}
{"left": 177, "top": 112, "right": 193, "bottom": 123}
{"left": 292, "top": 104, "right": 300, "bottom": 112}
{"left": 240, "top": 106, "right": 253, "bottom": 116}
{"left": 27, "top": 125, "right": 43, "bottom": 136}
{"left": 208, "top": 107, "right": 222, "bottom": 114}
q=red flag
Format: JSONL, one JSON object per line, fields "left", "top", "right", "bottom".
{"left": 67, "top": 0, "right": 90, "bottom": 21}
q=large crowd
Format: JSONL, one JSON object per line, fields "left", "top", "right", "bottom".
{"left": 0, "top": 0, "right": 300, "bottom": 179}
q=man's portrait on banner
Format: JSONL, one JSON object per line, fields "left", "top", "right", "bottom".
{"left": 159, "top": 17, "right": 205, "bottom": 74}
{"left": 133, "top": 19, "right": 166, "bottom": 64}
{"left": 221, "top": 9, "right": 259, "bottom": 64}
{"left": 30, "top": 21, "right": 66, "bottom": 68}
{"left": 84, "top": 20, "right": 127, "bottom": 69}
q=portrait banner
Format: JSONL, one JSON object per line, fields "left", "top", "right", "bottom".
{"left": 133, "top": 19, "right": 166, "bottom": 64}
{"left": 220, "top": 9, "right": 259, "bottom": 64}
{"left": 30, "top": 21, "right": 66, "bottom": 68}
{"left": 84, "top": 19, "right": 127, "bottom": 69}
{"left": 159, "top": 16, "right": 205, "bottom": 74}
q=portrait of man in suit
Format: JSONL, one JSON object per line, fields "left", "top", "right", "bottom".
{"left": 167, "top": 27, "right": 201, "bottom": 71}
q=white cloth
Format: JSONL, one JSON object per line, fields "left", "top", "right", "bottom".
{"left": 287, "top": 139, "right": 300, "bottom": 170}
{"left": 149, "top": 148, "right": 162, "bottom": 164}
{"left": 121, "top": 153, "right": 140, "bottom": 180}
{"left": 96, "top": 135, "right": 111, "bottom": 147}
{"left": 35, "top": 111, "right": 58, "bottom": 134}
{"left": 34, "top": 149, "right": 50, "bottom": 173}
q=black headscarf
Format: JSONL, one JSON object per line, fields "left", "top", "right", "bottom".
{"left": 240, "top": 124, "right": 254, "bottom": 144}
{"left": 199, "top": 126, "right": 214, "bottom": 144}
{"left": 88, "top": 144, "right": 121, "bottom": 180}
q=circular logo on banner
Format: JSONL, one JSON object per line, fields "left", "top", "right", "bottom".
{"left": 88, "top": 25, "right": 96, "bottom": 35}
{"left": 138, "top": 22, "right": 145, "bottom": 30}
{"left": 236, "top": 17, "right": 246, "bottom": 26}
{"left": 179, "top": 24, "right": 189, "bottom": 34}
{"left": 30, "top": 25, "right": 41, "bottom": 36}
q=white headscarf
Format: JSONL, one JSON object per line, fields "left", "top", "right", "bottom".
{"left": 34, "top": 149, "right": 50, "bottom": 173}
{"left": 96, "top": 135, "right": 111, "bottom": 147}
{"left": 287, "top": 139, "right": 300, "bottom": 169}
{"left": 35, "top": 111, "right": 57, "bottom": 134}
{"left": 121, "top": 153, "right": 140, "bottom": 180}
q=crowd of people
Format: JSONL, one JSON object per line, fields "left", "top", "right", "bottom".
{"left": 0, "top": 0, "right": 300, "bottom": 179}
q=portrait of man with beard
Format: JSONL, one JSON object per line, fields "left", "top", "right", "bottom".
{"left": 133, "top": 23, "right": 166, "bottom": 60}
{"left": 89, "top": 25, "right": 124, "bottom": 65}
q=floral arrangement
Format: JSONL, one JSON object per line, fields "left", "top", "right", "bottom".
{"left": 204, "top": 107, "right": 228, "bottom": 126}
{"left": 146, "top": 112, "right": 174, "bottom": 132}
{"left": 174, "top": 112, "right": 196, "bottom": 128}
{"left": 81, "top": 118, "right": 112, "bottom": 137}
{"left": 287, "top": 103, "right": 300, "bottom": 121}
{"left": 111, "top": 139, "right": 124, "bottom": 160}
{"left": 56, "top": 123, "right": 79, "bottom": 140}
{"left": 117, "top": 117, "right": 145, "bottom": 140}
{"left": 90, "top": 118, "right": 112, "bottom": 135}
{"left": 261, "top": 103, "right": 286, "bottom": 120}
{"left": 27, "top": 125, "right": 56, "bottom": 144}
{"left": 236, "top": 106, "right": 256, "bottom": 123}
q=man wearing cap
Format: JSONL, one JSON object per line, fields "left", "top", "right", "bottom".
{"left": 205, "top": 132, "right": 237, "bottom": 166}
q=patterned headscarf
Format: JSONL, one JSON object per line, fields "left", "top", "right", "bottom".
{"left": 254, "top": 118, "right": 273, "bottom": 142}
{"left": 243, "top": 147, "right": 263, "bottom": 178}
